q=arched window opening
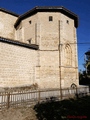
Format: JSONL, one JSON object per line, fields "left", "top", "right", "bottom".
{"left": 65, "top": 44, "right": 72, "bottom": 66}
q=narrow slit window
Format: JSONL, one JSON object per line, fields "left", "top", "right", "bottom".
{"left": 66, "top": 20, "right": 69, "bottom": 24}
{"left": 29, "top": 20, "right": 32, "bottom": 24}
{"left": 49, "top": 16, "right": 53, "bottom": 21}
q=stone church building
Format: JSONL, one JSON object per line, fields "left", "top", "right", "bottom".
{"left": 0, "top": 6, "right": 79, "bottom": 89}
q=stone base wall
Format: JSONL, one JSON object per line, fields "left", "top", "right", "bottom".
{"left": 0, "top": 42, "right": 37, "bottom": 87}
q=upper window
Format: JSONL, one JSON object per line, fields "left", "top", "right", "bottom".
{"left": 66, "top": 20, "right": 69, "bottom": 24}
{"left": 29, "top": 20, "right": 32, "bottom": 24}
{"left": 49, "top": 16, "right": 53, "bottom": 21}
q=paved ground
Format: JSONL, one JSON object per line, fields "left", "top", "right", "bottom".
{"left": 0, "top": 106, "right": 37, "bottom": 120}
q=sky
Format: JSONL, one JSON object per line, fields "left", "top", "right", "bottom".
{"left": 0, "top": 0, "right": 90, "bottom": 71}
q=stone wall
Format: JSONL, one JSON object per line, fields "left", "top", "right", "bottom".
{"left": 14, "top": 11, "right": 79, "bottom": 88}
{"left": 0, "top": 11, "right": 17, "bottom": 39}
{"left": 15, "top": 14, "right": 38, "bottom": 44}
{"left": 60, "top": 13, "right": 79, "bottom": 87}
{"left": 0, "top": 42, "right": 37, "bottom": 87}
{"left": 0, "top": 9, "right": 79, "bottom": 89}
{"left": 38, "top": 51, "right": 60, "bottom": 88}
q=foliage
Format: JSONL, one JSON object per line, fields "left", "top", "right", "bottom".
{"left": 85, "top": 51, "right": 90, "bottom": 75}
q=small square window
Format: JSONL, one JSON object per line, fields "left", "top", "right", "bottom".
{"left": 29, "top": 20, "right": 32, "bottom": 24}
{"left": 49, "top": 16, "right": 53, "bottom": 21}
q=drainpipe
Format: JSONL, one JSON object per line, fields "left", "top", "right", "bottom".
{"left": 58, "top": 20, "right": 62, "bottom": 99}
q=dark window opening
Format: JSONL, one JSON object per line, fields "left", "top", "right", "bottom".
{"left": 49, "top": 16, "right": 53, "bottom": 21}
{"left": 29, "top": 20, "right": 32, "bottom": 24}
{"left": 66, "top": 20, "right": 69, "bottom": 24}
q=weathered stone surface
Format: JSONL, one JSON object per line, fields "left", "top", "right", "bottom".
{"left": 0, "top": 11, "right": 17, "bottom": 40}
{"left": 0, "top": 7, "right": 79, "bottom": 89}
{"left": 0, "top": 42, "right": 37, "bottom": 87}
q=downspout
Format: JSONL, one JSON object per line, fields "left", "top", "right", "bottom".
{"left": 58, "top": 20, "right": 62, "bottom": 99}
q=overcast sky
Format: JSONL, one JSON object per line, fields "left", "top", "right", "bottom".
{"left": 0, "top": 0, "right": 90, "bottom": 71}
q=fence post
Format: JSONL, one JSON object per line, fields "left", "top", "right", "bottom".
{"left": 38, "top": 90, "right": 40, "bottom": 103}
{"left": 75, "top": 87, "right": 78, "bottom": 98}
{"left": 7, "top": 92, "right": 10, "bottom": 109}
{"left": 60, "top": 88, "right": 62, "bottom": 100}
{"left": 61, "top": 88, "right": 62, "bottom": 100}
{"left": 76, "top": 87, "right": 77, "bottom": 94}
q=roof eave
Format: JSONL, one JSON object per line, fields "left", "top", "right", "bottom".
{"left": 14, "top": 6, "right": 78, "bottom": 28}
{"left": 0, "top": 36, "right": 39, "bottom": 50}
{"left": 0, "top": 8, "right": 19, "bottom": 17}
{"left": 14, "top": 7, "right": 37, "bottom": 28}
